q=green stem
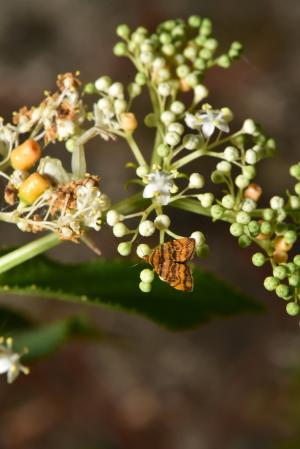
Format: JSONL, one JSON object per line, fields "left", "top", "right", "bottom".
{"left": 0, "top": 233, "right": 60, "bottom": 274}
{"left": 126, "top": 134, "right": 147, "bottom": 167}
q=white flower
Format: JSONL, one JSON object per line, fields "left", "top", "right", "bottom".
{"left": 143, "top": 171, "right": 175, "bottom": 206}
{"left": 56, "top": 119, "right": 75, "bottom": 140}
{"left": 0, "top": 337, "right": 29, "bottom": 384}
{"left": 185, "top": 110, "right": 230, "bottom": 137}
{"left": 76, "top": 183, "right": 105, "bottom": 231}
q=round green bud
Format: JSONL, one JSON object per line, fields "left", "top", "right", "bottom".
{"left": 284, "top": 230, "right": 297, "bottom": 245}
{"left": 216, "top": 161, "right": 231, "bottom": 173}
{"left": 236, "top": 211, "right": 250, "bottom": 225}
{"left": 238, "top": 234, "right": 252, "bottom": 248}
{"left": 113, "top": 223, "right": 128, "bottom": 238}
{"left": 128, "top": 82, "right": 142, "bottom": 97}
{"left": 165, "top": 131, "right": 180, "bottom": 147}
{"left": 200, "top": 18, "right": 212, "bottom": 36}
{"left": 286, "top": 302, "right": 300, "bottom": 316}
{"left": 289, "top": 195, "right": 300, "bottom": 209}
{"left": 186, "top": 72, "right": 200, "bottom": 87}
{"left": 139, "top": 281, "right": 152, "bottom": 293}
{"left": 205, "top": 38, "right": 218, "bottom": 50}
{"left": 157, "top": 143, "right": 170, "bottom": 158}
{"left": 248, "top": 220, "right": 260, "bottom": 236}
{"left": 159, "top": 32, "right": 172, "bottom": 44}
{"left": 263, "top": 208, "right": 275, "bottom": 222}
{"left": 252, "top": 252, "right": 266, "bottom": 267}
{"left": 140, "top": 268, "right": 154, "bottom": 283}
{"left": 176, "top": 64, "right": 190, "bottom": 78}
{"left": 211, "top": 170, "right": 225, "bottom": 184}
{"left": 195, "top": 35, "right": 207, "bottom": 46}
{"left": 264, "top": 276, "right": 279, "bottom": 291}
{"left": 170, "top": 101, "right": 185, "bottom": 115}
{"left": 235, "top": 175, "right": 250, "bottom": 189}
{"left": 161, "top": 111, "right": 175, "bottom": 126}
{"left": 136, "top": 165, "right": 149, "bottom": 178}
{"left": 183, "top": 134, "right": 203, "bottom": 150}
{"left": 242, "top": 165, "right": 256, "bottom": 180}
{"left": 294, "top": 255, "right": 300, "bottom": 267}
{"left": 230, "top": 223, "right": 244, "bottom": 237}
{"left": 106, "top": 210, "right": 121, "bottom": 227}
{"left": 198, "top": 193, "right": 214, "bottom": 208}
{"left": 183, "top": 46, "right": 198, "bottom": 61}
{"left": 289, "top": 164, "right": 300, "bottom": 179}
{"left": 162, "top": 19, "right": 176, "bottom": 31}
{"left": 190, "top": 231, "right": 206, "bottom": 247}
{"left": 83, "top": 82, "right": 96, "bottom": 94}
{"left": 211, "top": 204, "right": 224, "bottom": 220}
{"left": 260, "top": 221, "right": 272, "bottom": 235}
{"left": 276, "top": 284, "right": 290, "bottom": 299}
{"left": 65, "top": 138, "right": 75, "bottom": 152}
{"left": 273, "top": 266, "right": 287, "bottom": 280}
{"left": 188, "top": 15, "right": 202, "bottom": 28}
{"left": 136, "top": 243, "right": 151, "bottom": 259}
{"left": 295, "top": 183, "right": 300, "bottom": 196}
{"left": 116, "top": 24, "right": 130, "bottom": 39}
{"left": 95, "top": 76, "right": 112, "bottom": 91}
{"left": 224, "top": 146, "right": 239, "bottom": 161}
{"left": 113, "top": 42, "right": 127, "bottom": 56}
{"left": 117, "top": 242, "right": 132, "bottom": 256}
{"left": 135, "top": 72, "right": 147, "bottom": 86}
{"left": 154, "top": 214, "right": 171, "bottom": 230}
{"left": 242, "top": 198, "right": 256, "bottom": 213}
{"left": 287, "top": 262, "right": 297, "bottom": 274}
{"left": 162, "top": 43, "right": 175, "bottom": 56}
{"left": 217, "top": 55, "right": 231, "bottom": 68}
{"left": 168, "top": 123, "right": 184, "bottom": 135}
{"left": 199, "top": 48, "right": 213, "bottom": 60}
{"left": 194, "top": 58, "right": 206, "bottom": 71}
{"left": 289, "top": 274, "right": 300, "bottom": 287}
{"left": 222, "top": 194, "right": 235, "bottom": 209}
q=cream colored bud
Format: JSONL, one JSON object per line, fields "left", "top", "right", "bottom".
{"left": 120, "top": 112, "right": 138, "bottom": 133}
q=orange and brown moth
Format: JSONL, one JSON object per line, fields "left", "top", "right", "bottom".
{"left": 144, "top": 237, "right": 195, "bottom": 292}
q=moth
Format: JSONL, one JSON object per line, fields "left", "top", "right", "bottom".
{"left": 144, "top": 237, "right": 195, "bottom": 292}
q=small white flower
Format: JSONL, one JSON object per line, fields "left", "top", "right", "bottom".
{"left": 143, "top": 171, "right": 175, "bottom": 206}
{"left": 270, "top": 196, "right": 284, "bottom": 210}
{"left": 185, "top": 110, "right": 230, "bottom": 137}
{"left": 0, "top": 337, "right": 29, "bottom": 384}
{"left": 56, "top": 119, "right": 75, "bottom": 140}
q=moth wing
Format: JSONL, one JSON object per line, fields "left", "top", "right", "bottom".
{"left": 159, "top": 261, "right": 194, "bottom": 292}
{"left": 160, "top": 238, "right": 195, "bottom": 262}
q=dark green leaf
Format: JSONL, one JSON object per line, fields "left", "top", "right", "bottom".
{"left": 0, "top": 255, "right": 263, "bottom": 330}
{"left": 0, "top": 306, "right": 33, "bottom": 334}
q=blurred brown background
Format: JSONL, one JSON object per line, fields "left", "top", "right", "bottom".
{"left": 0, "top": 0, "right": 300, "bottom": 448}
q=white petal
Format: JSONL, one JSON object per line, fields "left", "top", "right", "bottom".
{"left": 0, "top": 357, "right": 11, "bottom": 374}
{"left": 185, "top": 113, "right": 198, "bottom": 129}
{"left": 143, "top": 184, "right": 155, "bottom": 199}
{"left": 202, "top": 122, "right": 215, "bottom": 137}
{"left": 158, "top": 193, "right": 170, "bottom": 206}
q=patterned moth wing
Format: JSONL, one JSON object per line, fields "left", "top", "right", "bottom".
{"left": 144, "top": 238, "right": 195, "bottom": 292}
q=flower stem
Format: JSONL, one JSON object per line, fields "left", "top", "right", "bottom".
{"left": 125, "top": 134, "right": 147, "bottom": 167}
{"left": 0, "top": 233, "right": 60, "bottom": 274}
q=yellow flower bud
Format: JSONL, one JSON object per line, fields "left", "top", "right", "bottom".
{"left": 10, "top": 139, "right": 42, "bottom": 171}
{"left": 18, "top": 173, "right": 50, "bottom": 204}
{"left": 120, "top": 112, "right": 138, "bottom": 133}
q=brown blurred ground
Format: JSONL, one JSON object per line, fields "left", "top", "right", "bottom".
{"left": 0, "top": 1, "right": 300, "bottom": 448}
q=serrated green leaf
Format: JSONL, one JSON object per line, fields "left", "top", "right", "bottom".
{"left": 0, "top": 255, "right": 263, "bottom": 330}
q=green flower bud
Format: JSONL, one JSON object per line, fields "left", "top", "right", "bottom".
{"left": 183, "top": 134, "right": 204, "bottom": 150}
{"left": 176, "top": 64, "right": 190, "bottom": 78}
{"left": 113, "top": 223, "right": 129, "bottom": 238}
{"left": 136, "top": 243, "right": 151, "bottom": 258}
{"left": 295, "top": 183, "right": 300, "bottom": 196}
{"left": 222, "top": 194, "right": 235, "bottom": 209}
{"left": 159, "top": 32, "right": 172, "bottom": 44}
{"left": 287, "top": 262, "right": 297, "bottom": 274}
{"left": 95, "top": 76, "right": 112, "bottom": 91}
{"left": 128, "top": 82, "right": 142, "bottom": 97}
{"left": 135, "top": 72, "right": 147, "bottom": 86}
{"left": 230, "top": 223, "right": 244, "bottom": 237}
{"left": 289, "top": 274, "right": 300, "bottom": 287}
{"left": 190, "top": 231, "right": 206, "bottom": 246}
{"left": 211, "top": 204, "right": 224, "bottom": 220}
{"left": 198, "top": 193, "right": 214, "bottom": 208}
{"left": 248, "top": 220, "right": 260, "bottom": 236}
{"left": 235, "top": 175, "right": 250, "bottom": 189}
{"left": 276, "top": 284, "right": 290, "bottom": 299}
{"left": 199, "top": 48, "right": 213, "bottom": 60}
{"left": 154, "top": 214, "right": 171, "bottom": 230}
{"left": 140, "top": 268, "right": 154, "bottom": 283}
{"left": 168, "top": 123, "right": 184, "bottom": 135}
{"left": 286, "top": 302, "right": 300, "bottom": 316}
{"left": 183, "top": 46, "right": 198, "bottom": 61}
{"left": 284, "top": 230, "right": 297, "bottom": 245}
{"left": 83, "top": 82, "right": 96, "bottom": 94}
{"left": 217, "top": 55, "right": 231, "bottom": 68}
{"left": 117, "top": 242, "right": 132, "bottom": 256}
{"left": 211, "top": 170, "right": 225, "bottom": 184}
{"left": 116, "top": 24, "right": 130, "bottom": 39}
{"left": 290, "top": 164, "right": 300, "bottom": 179}
{"left": 157, "top": 144, "right": 170, "bottom": 158}
{"left": 216, "top": 161, "right": 231, "bottom": 173}
{"left": 224, "top": 146, "right": 239, "bottom": 161}
{"left": 252, "top": 252, "right": 266, "bottom": 267}
{"left": 194, "top": 58, "right": 206, "bottom": 71}
{"left": 293, "top": 255, "right": 300, "bottom": 267}
{"left": 236, "top": 211, "right": 250, "bottom": 225}
{"left": 113, "top": 42, "right": 128, "bottom": 56}
{"left": 289, "top": 195, "right": 300, "bottom": 209}
{"left": 139, "top": 281, "right": 152, "bottom": 293}
{"left": 188, "top": 15, "right": 202, "bottom": 28}
{"left": 186, "top": 72, "right": 200, "bottom": 87}
{"left": 263, "top": 208, "right": 275, "bottom": 222}
{"left": 170, "top": 101, "right": 185, "bottom": 115}
{"left": 238, "top": 234, "right": 252, "bottom": 248}
{"left": 260, "top": 221, "right": 272, "bottom": 235}
{"left": 204, "top": 38, "right": 218, "bottom": 50}
{"left": 273, "top": 266, "right": 287, "bottom": 280}
{"left": 242, "top": 166, "right": 256, "bottom": 180}
{"left": 162, "top": 43, "right": 175, "bottom": 56}
{"left": 264, "top": 276, "right": 279, "bottom": 291}
{"left": 200, "top": 18, "right": 212, "bottom": 36}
